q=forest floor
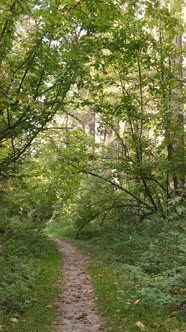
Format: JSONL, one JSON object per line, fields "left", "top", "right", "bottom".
{"left": 51, "top": 236, "right": 105, "bottom": 332}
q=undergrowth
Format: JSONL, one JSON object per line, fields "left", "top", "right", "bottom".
{"left": 0, "top": 212, "right": 62, "bottom": 332}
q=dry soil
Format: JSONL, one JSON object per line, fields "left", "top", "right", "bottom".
{"left": 51, "top": 236, "right": 105, "bottom": 332}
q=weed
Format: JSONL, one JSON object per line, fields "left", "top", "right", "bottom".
{"left": 0, "top": 215, "right": 62, "bottom": 332}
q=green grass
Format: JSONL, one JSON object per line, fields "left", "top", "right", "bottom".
{"left": 14, "top": 252, "right": 61, "bottom": 332}
{"left": 1, "top": 233, "right": 62, "bottom": 332}
{"left": 85, "top": 247, "right": 186, "bottom": 332}
{"left": 49, "top": 220, "right": 186, "bottom": 332}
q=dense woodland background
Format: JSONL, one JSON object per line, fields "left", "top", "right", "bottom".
{"left": 0, "top": 0, "right": 185, "bottom": 331}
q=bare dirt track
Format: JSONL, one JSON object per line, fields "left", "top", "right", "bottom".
{"left": 51, "top": 236, "right": 105, "bottom": 332}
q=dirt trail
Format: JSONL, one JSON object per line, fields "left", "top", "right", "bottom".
{"left": 51, "top": 236, "right": 105, "bottom": 332}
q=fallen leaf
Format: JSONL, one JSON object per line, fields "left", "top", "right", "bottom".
{"left": 136, "top": 321, "right": 147, "bottom": 331}
{"left": 134, "top": 299, "right": 141, "bottom": 305}
{"left": 87, "top": 289, "right": 94, "bottom": 294}
{"left": 10, "top": 318, "right": 18, "bottom": 323}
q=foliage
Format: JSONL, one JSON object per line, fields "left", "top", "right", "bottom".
{"left": 8, "top": 242, "right": 62, "bottom": 332}
{"left": 0, "top": 0, "right": 185, "bottom": 232}
{"left": 0, "top": 207, "right": 61, "bottom": 331}
{"left": 0, "top": 0, "right": 90, "bottom": 171}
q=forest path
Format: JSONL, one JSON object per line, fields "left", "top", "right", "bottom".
{"left": 50, "top": 236, "right": 105, "bottom": 332}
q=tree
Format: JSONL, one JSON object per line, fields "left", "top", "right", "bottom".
{"left": 56, "top": 0, "right": 185, "bottom": 223}
{"left": 0, "top": 0, "right": 185, "bottom": 224}
{"left": 0, "top": 0, "right": 84, "bottom": 172}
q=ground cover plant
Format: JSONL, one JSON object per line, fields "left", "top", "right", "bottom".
{"left": 0, "top": 211, "right": 62, "bottom": 332}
